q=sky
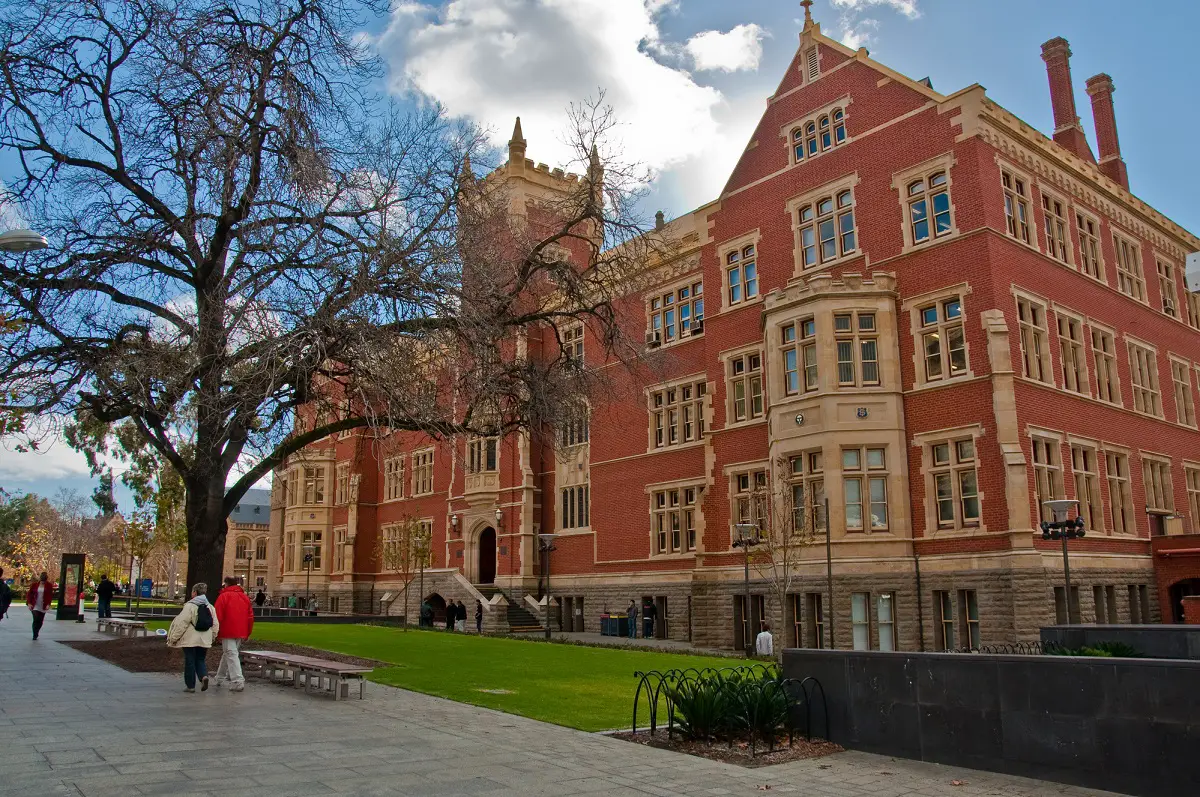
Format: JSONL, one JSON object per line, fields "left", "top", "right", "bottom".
{"left": 2, "top": 0, "right": 1198, "bottom": 511}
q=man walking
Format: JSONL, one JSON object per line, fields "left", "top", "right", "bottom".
{"left": 213, "top": 576, "right": 254, "bottom": 692}
{"left": 475, "top": 600, "right": 483, "bottom": 634}
{"left": 755, "top": 623, "right": 774, "bottom": 657}
{"left": 167, "top": 583, "right": 219, "bottom": 693}
{"left": 254, "top": 588, "right": 266, "bottom": 607}
{"left": 626, "top": 600, "right": 637, "bottom": 640}
{"left": 96, "top": 574, "right": 117, "bottom": 619}
{"left": 444, "top": 603, "right": 454, "bottom": 631}
{"left": 455, "top": 600, "right": 467, "bottom": 632}
{"left": 642, "top": 600, "right": 656, "bottom": 640}
{"left": 25, "top": 572, "right": 54, "bottom": 640}
{"left": 0, "top": 567, "right": 12, "bottom": 621}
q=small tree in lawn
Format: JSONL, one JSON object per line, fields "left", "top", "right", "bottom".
{"left": 376, "top": 516, "right": 430, "bottom": 629}
{"left": 122, "top": 511, "right": 159, "bottom": 616}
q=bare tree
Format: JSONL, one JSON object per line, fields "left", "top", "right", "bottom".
{"left": 375, "top": 515, "right": 430, "bottom": 628}
{"left": 0, "top": 2, "right": 657, "bottom": 592}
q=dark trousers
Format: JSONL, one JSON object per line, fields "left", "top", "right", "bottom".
{"left": 31, "top": 610, "right": 46, "bottom": 639}
{"left": 476, "top": 616, "right": 482, "bottom": 634}
{"left": 643, "top": 618, "right": 654, "bottom": 639}
{"left": 183, "top": 647, "right": 208, "bottom": 689}
{"left": 627, "top": 617, "right": 636, "bottom": 638}
{"left": 98, "top": 597, "right": 112, "bottom": 618}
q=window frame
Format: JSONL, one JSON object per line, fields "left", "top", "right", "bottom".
{"left": 722, "top": 241, "right": 759, "bottom": 309}
{"left": 648, "top": 277, "right": 705, "bottom": 345}
{"left": 1104, "top": 447, "right": 1136, "bottom": 536}
{"left": 1054, "top": 307, "right": 1089, "bottom": 396}
{"left": 910, "top": 290, "right": 968, "bottom": 387}
{"left": 1127, "top": 340, "right": 1163, "bottom": 418}
{"left": 1142, "top": 454, "right": 1175, "bottom": 514}
{"left": 1089, "top": 322, "right": 1121, "bottom": 406}
{"left": 1069, "top": 440, "right": 1104, "bottom": 533}
{"left": 649, "top": 483, "right": 701, "bottom": 555}
{"left": 841, "top": 446, "right": 889, "bottom": 532}
{"left": 562, "top": 322, "right": 585, "bottom": 365}
{"left": 780, "top": 317, "right": 819, "bottom": 395}
{"left": 928, "top": 435, "right": 982, "bottom": 531}
{"left": 649, "top": 377, "right": 708, "bottom": 451}
{"left": 786, "top": 104, "right": 848, "bottom": 166}
{"left": 729, "top": 467, "right": 768, "bottom": 543}
{"left": 1001, "top": 167, "right": 1033, "bottom": 246}
{"left": 467, "top": 436, "right": 499, "bottom": 474}
{"left": 1185, "top": 464, "right": 1200, "bottom": 533}
{"left": 1040, "top": 188, "right": 1072, "bottom": 265}
{"left": 411, "top": 448, "right": 435, "bottom": 496}
{"left": 1170, "top": 357, "right": 1197, "bottom": 428}
{"left": 726, "top": 349, "right": 765, "bottom": 425}
{"left": 560, "top": 483, "right": 590, "bottom": 531}
{"left": 1031, "top": 434, "right": 1066, "bottom": 524}
{"left": 1075, "top": 209, "right": 1105, "bottom": 282}
{"left": 893, "top": 155, "right": 957, "bottom": 251}
{"left": 1113, "top": 232, "right": 1147, "bottom": 303}
{"left": 833, "top": 311, "right": 880, "bottom": 389}
{"left": 1157, "top": 258, "right": 1180, "bottom": 319}
{"left": 334, "top": 462, "right": 350, "bottom": 506}
{"left": 383, "top": 456, "right": 405, "bottom": 501}
{"left": 1016, "top": 293, "right": 1053, "bottom": 385}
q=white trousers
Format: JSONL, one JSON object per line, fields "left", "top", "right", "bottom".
{"left": 214, "top": 637, "right": 244, "bottom": 687}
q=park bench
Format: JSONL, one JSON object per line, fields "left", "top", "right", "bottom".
{"left": 96, "top": 617, "right": 150, "bottom": 638}
{"left": 241, "top": 650, "right": 371, "bottom": 701}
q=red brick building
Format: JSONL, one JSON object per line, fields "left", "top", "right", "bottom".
{"left": 275, "top": 15, "right": 1200, "bottom": 648}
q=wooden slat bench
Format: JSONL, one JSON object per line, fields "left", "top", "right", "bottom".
{"left": 97, "top": 617, "right": 149, "bottom": 638}
{"left": 241, "top": 650, "right": 371, "bottom": 701}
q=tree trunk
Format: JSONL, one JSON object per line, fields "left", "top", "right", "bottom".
{"left": 184, "top": 480, "right": 229, "bottom": 598}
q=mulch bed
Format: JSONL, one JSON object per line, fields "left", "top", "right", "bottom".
{"left": 62, "top": 636, "right": 383, "bottom": 673}
{"left": 609, "top": 730, "right": 842, "bottom": 767}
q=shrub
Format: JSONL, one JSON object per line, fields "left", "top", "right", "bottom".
{"left": 668, "top": 675, "right": 731, "bottom": 741}
{"left": 1045, "top": 641, "right": 1143, "bottom": 658}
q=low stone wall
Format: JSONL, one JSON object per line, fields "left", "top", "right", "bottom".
{"left": 783, "top": 648, "right": 1199, "bottom": 797}
{"left": 1041, "top": 623, "right": 1200, "bottom": 659}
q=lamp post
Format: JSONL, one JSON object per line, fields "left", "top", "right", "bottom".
{"left": 245, "top": 552, "right": 254, "bottom": 589}
{"left": 733, "top": 523, "right": 760, "bottom": 657}
{"left": 539, "top": 533, "right": 558, "bottom": 641}
{"left": 302, "top": 545, "right": 314, "bottom": 614}
{"left": 1041, "top": 499, "right": 1085, "bottom": 624}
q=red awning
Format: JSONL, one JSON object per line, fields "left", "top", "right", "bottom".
{"left": 1156, "top": 547, "right": 1200, "bottom": 557}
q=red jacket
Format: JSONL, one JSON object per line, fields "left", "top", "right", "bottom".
{"left": 26, "top": 581, "right": 55, "bottom": 612}
{"left": 214, "top": 584, "right": 254, "bottom": 640}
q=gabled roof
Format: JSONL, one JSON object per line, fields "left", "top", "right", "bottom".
{"left": 229, "top": 488, "right": 271, "bottom": 525}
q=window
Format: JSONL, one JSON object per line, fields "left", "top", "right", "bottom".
{"left": 842, "top": 447, "right": 888, "bottom": 531}
{"left": 562, "top": 323, "right": 584, "bottom": 364}
{"left": 781, "top": 318, "right": 818, "bottom": 394}
{"left": 301, "top": 530, "right": 322, "bottom": 571}
{"left": 1056, "top": 313, "right": 1088, "bottom": 395}
{"left": 1070, "top": 443, "right": 1104, "bottom": 532}
{"left": 1128, "top": 343, "right": 1162, "bottom": 417}
{"left": 467, "top": 437, "right": 498, "bottom": 473}
{"left": 1127, "top": 586, "right": 1142, "bottom": 623}
{"left": 907, "top": 170, "right": 952, "bottom": 245}
{"left": 651, "top": 380, "right": 706, "bottom": 449}
{"left": 851, "top": 592, "right": 871, "bottom": 650}
{"left": 1106, "top": 451, "right": 1135, "bottom": 535}
{"left": 255, "top": 537, "right": 267, "bottom": 560}
{"left": 934, "top": 590, "right": 955, "bottom": 651}
{"left": 560, "top": 484, "right": 590, "bottom": 530}
{"left": 1055, "top": 585, "right": 1081, "bottom": 624}
{"left": 788, "top": 452, "right": 826, "bottom": 534}
{"left": 790, "top": 108, "right": 846, "bottom": 163}
{"left": 1094, "top": 585, "right": 1117, "bottom": 624}
{"left": 876, "top": 593, "right": 896, "bottom": 652}
{"left": 1186, "top": 466, "right": 1200, "bottom": 531}
{"left": 1076, "top": 212, "right": 1103, "bottom": 280}
{"left": 731, "top": 470, "right": 768, "bottom": 535}
{"left": 1001, "top": 170, "right": 1032, "bottom": 244}
{"left": 335, "top": 463, "right": 349, "bottom": 505}
{"left": 336, "top": 397, "right": 352, "bottom": 440}
{"left": 931, "top": 437, "right": 980, "bottom": 529}
{"left": 1143, "top": 457, "right": 1174, "bottom": 514}
{"left": 1042, "top": 193, "right": 1070, "bottom": 263}
{"left": 789, "top": 594, "right": 804, "bottom": 648}
{"left": 1091, "top": 327, "right": 1120, "bottom": 405}
{"left": 284, "top": 531, "right": 294, "bottom": 572}
{"left": 726, "top": 246, "right": 758, "bottom": 306}
{"left": 383, "top": 457, "right": 404, "bottom": 501}
{"left": 333, "top": 527, "right": 346, "bottom": 572}
{"left": 1158, "top": 260, "right": 1179, "bottom": 318}
{"left": 918, "top": 298, "right": 966, "bottom": 382}
{"left": 728, "top": 352, "right": 764, "bottom": 423}
{"left": 1114, "top": 234, "right": 1146, "bottom": 301}
{"left": 652, "top": 485, "right": 699, "bottom": 554}
{"left": 1172, "top": 359, "right": 1196, "bottom": 427}
{"left": 797, "top": 190, "right": 857, "bottom": 269}
{"left": 1032, "top": 437, "right": 1065, "bottom": 523}
{"left": 234, "top": 537, "right": 249, "bottom": 559}
{"left": 559, "top": 404, "right": 590, "bottom": 447}
{"left": 958, "top": 590, "right": 980, "bottom": 649}
{"left": 302, "top": 466, "right": 325, "bottom": 505}
{"left": 412, "top": 449, "right": 434, "bottom": 495}
{"left": 1187, "top": 290, "right": 1200, "bottom": 331}
{"left": 650, "top": 279, "right": 704, "bottom": 344}
{"left": 805, "top": 593, "right": 825, "bottom": 648}
{"left": 1017, "top": 296, "right": 1051, "bottom": 383}
{"left": 834, "top": 312, "right": 879, "bottom": 387}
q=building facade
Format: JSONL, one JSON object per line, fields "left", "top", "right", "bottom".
{"left": 221, "top": 488, "right": 275, "bottom": 594}
{"left": 275, "top": 16, "right": 1200, "bottom": 648}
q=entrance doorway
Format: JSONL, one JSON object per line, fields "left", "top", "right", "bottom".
{"left": 478, "top": 527, "right": 497, "bottom": 585}
{"left": 1168, "top": 578, "right": 1200, "bottom": 622}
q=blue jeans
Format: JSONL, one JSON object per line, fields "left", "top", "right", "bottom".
{"left": 627, "top": 618, "right": 636, "bottom": 638}
{"left": 98, "top": 597, "right": 112, "bottom": 618}
{"left": 183, "top": 647, "right": 208, "bottom": 689}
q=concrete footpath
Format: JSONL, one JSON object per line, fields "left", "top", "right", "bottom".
{"left": 0, "top": 606, "right": 1123, "bottom": 797}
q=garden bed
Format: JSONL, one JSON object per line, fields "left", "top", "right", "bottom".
{"left": 609, "top": 729, "right": 842, "bottom": 767}
{"left": 63, "top": 636, "right": 382, "bottom": 673}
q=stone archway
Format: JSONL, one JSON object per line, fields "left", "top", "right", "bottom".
{"left": 478, "top": 527, "right": 497, "bottom": 585}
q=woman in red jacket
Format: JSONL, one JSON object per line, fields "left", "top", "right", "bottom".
{"left": 213, "top": 576, "right": 255, "bottom": 691}
{"left": 26, "top": 572, "right": 55, "bottom": 640}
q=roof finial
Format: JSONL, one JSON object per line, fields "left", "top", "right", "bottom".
{"left": 800, "top": 0, "right": 814, "bottom": 28}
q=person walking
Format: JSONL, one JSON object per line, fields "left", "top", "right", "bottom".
{"left": 455, "top": 600, "right": 467, "bottom": 632}
{"left": 642, "top": 600, "right": 656, "bottom": 640}
{"left": 167, "top": 583, "right": 219, "bottom": 693}
{"left": 0, "top": 567, "right": 12, "bottom": 621}
{"left": 96, "top": 574, "right": 117, "bottom": 619}
{"left": 755, "top": 623, "right": 774, "bottom": 657}
{"left": 213, "top": 576, "right": 254, "bottom": 692}
{"left": 288, "top": 593, "right": 298, "bottom": 610}
{"left": 254, "top": 588, "right": 266, "bottom": 607}
{"left": 626, "top": 600, "right": 637, "bottom": 640}
{"left": 444, "top": 603, "right": 454, "bottom": 631}
{"left": 475, "top": 600, "right": 483, "bottom": 634}
{"left": 25, "top": 572, "right": 54, "bottom": 640}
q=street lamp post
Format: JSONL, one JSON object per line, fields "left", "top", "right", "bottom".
{"left": 1042, "top": 499, "right": 1086, "bottom": 624}
{"left": 245, "top": 553, "right": 253, "bottom": 589}
{"left": 539, "top": 533, "right": 558, "bottom": 641}
{"left": 733, "top": 523, "right": 760, "bottom": 657}
{"left": 302, "top": 546, "right": 314, "bottom": 615}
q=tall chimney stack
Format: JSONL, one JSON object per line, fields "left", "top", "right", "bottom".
{"left": 1040, "top": 38, "right": 1095, "bottom": 163}
{"left": 1086, "top": 74, "right": 1129, "bottom": 190}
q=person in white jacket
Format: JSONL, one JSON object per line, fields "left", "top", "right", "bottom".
{"left": 755, "top": 623, "right": 774, "bottom": 657}
{"left": 167, "top": 583, "right": 220, "bottom": 693}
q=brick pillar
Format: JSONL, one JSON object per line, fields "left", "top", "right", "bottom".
{"left": 1040, "top": 38, "right": 1094, "bottom": 162}
{"left": 1085, "top": 73, "right": 1130, "bottom": 190}
{"left": 1182, "top": 595, "right": 1200, "bottom": 625}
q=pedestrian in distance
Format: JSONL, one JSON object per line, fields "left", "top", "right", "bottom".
{"left": 444, "top": 603, "right": 454, "bottom": 631}
{"left": 755, "top": 623, "right": 774, "bottom": 657}
{"left": 288, "top": 593, "right": 298, "bottom": 610}
{"left": 642, "top": 600, "right": 656, "bottom": 640}
{"left": 254, "top": 588, "right": 266, "bottom": 607}
{"left": 455, "top": 600, "right": 467, "bottom": 632}
{"left": 26, "top": 572, "right": 54, "bottom": 640}
{"left": 96, "top": 574, "right": 117, "bottom": 619}
{"left": 475, "top": 600, "right": 483, "bottom": 634}
{"left": 0, "top": 567, "right": 12, "bottom": 621}
{"left": 626, "top": 600, "right": 637, "bottom": 640}
{"left": 213, "top": 576, "right": 254, "bottom": 692}
{"left": 167, "top": 582, "right": 220, "bottom": 693}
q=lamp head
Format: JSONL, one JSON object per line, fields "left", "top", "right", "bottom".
{"left": 494, "top": 507, "right": 503, "bottom": 523}
{"left": 0, "top": 228, "right": 48, "bottom": 252}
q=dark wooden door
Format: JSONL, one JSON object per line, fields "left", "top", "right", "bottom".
{"left": 478, "top": 527, "right": 497, "bottom": 584}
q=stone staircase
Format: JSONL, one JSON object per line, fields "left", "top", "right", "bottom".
{"left": 476, "top": 585, "right": 543, "bottom": 633}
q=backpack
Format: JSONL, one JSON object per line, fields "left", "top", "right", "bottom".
{"left": 193, "top": 602, "right": 213, "bottom": 632}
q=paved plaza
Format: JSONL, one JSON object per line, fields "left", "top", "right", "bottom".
{"left": 0, "top": 607, "right": 1122, "bottom": 797}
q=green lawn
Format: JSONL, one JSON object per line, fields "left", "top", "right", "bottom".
{"left": 151, "top": 622, "right": 738, "bottom": 731}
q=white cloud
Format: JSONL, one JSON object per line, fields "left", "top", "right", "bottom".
{"left": 839, "top": 18, "right": 879, "bottom": 50}
{"left": 0, "top": 437, "right": 93, "bottom": 482}
{"left": 685, "top": 24, "right": 766, "bottom": 73}
{"left": 830, "top": 0, "right": 920, "bottom": 19}
{"left": 831, "top": 0, "right": 919, "bottom": 50}
{"left": 377, "top": 0, "right": 762, "bottom": 203}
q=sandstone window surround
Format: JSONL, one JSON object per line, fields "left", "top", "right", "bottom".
{"left": 561, "top": 322, "right": 585, "bottom": 365}
{"left": 1001, "top": 166, "right": 1034, "bottom": 246}
{"left": 781, "top": 97, "right": 850, "bottom": 167}
{"left": 723, "top": 347, "right": 765, "bottom": 426}
{"left": 1030, "top": 431, "right": 1066, "bottom": 524}
{"left": 234, "top": 536, "right": 250, "bottom": 560}
{"left": 1126, "top": 338, "right": 1163, "bottom": 418}
{"left": 332, "top": 525, "right": 347, "bottom": 573}
{"left": 834, "top": 310, "right": 879, "bottom": 388}
{"left": 727, "top": 465, "right": 768, "bottom": 544}
{"left": 648, "top": 481, "right": 701, "bottom": 556}
{"left": 1185, "top": 464, "right": 1200, "bottom": 532}
{"left": 284, "top": 531, "right": 294, "bottom": 572}
{"left": 892, "top": 153, "right": 958, "bottom": 252}
{"left": 958, "top": 590, "right": 981, "bottom": 650}
{"left": 383, "top": 456, "right": 405, "bottom": 501}
{"left": 255, "top": 537, "right": 267, "bottom": 560}
{"left": 1015, "top": 291, "right": 1053, "bottom": 386}
{"left": 905, "top": 284, "right": 971, "bottom": 389}
{"left": 411, "top": 448, "right": 434, "bottom": 495}
{"left": 334, "top": 462, "right": 349, "bottom": 505}
{"left": 302, "top": 465, "right": 326, "bottom": 505}
{"left": 913, "top": 425, "right": 984, "bottom": 535}
{"left": 718, "top": 230, "right": 760, "bottom": 312}
{"left": 851, "top": 591, "right": 872, "bottom": 650}
{"left": 786, "top": 174, "right": 861, "bottom": 277}
{"left": 933, "top": 590, "right": 955, "bottom": 651}
{"left": 781, "top": 316, "right": 819, "bottom": 395}
{"left": 841, "top": 446, "right": 889, "bottom": 532}
{"left": 1170, "top": 356, "right": 1197, "bottom": 428}
{"left": 560, "top": 484, "right": 590, "bottom": 531}
{"left": 647, "top": 375, "right": 708, "bottom": 452}
{"left": 876, "top": 592, "right": 897, "bottom": 652}
{"left": 1089, "top": 322, "right": 1121, "bottom": 406}
{"left": 1075, "top": 209, "right": 1105, "bottom": 283}
{"left": 804, "top": 592, "right": 825, "bottom": 649}
{"left": 1040, "top": 187, "right": 1072, "bottom": 265}
{"left": 1141, "top": 453, "right": 1175, "bottom": 515}
{"left": 1112, "top": 231, "right": 1147, "bottom": 303}
{"left": 1053, "top": 305, "right": 1089, "bottom": 397}
{"left": 1157, "top": 257, "right": 1180, "bottom": 319}
{"left": 1185, "top": 291, "right": 1200, "bottom": 331}
{"left": 787, "top": 451, "right": 826, "bottom": 535}
{"left": 466, "top": 436, "right": 498, "bottom": 474}
{"left": 300, "top": 529, "right": 323, "bottom": 572}
{"left": 1068, "top": 439, "right": 1104, "bottom": 533}
{"left": 558, "top": 403, "right": 590, "bottom": 448}
{"left": 1103, "top": 446, "right": 1136, "bottom": 536}
{"left": 648, "top": 275, "right": 704, "bottom": 346}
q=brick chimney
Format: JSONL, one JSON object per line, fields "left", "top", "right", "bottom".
{"left": 1086, "top": 73, "right": 1130, "bottom": 190}
{"left": 1040, "top": 38, "right": 1095, "bottom": 163}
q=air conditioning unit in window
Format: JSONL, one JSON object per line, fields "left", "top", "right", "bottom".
{"left": 691, "top": 320, "right": 705, "bottom": 335}
{"left": 1164, "top": 299, "right": 1176, "bottom": 314}
{"left": 645, "top": 330, "right": 662, "bottom": 348}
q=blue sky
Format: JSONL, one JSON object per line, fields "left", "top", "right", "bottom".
{"left": 2, "top": 0, "right": 1197, "bottom": 511}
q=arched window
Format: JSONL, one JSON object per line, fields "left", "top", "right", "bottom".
{"left": 255, "top": 538, "right": 267, "bottom": 560}
{"left": 791, "top": 109, "right": 848, "bottom": 164}
{"left": 906, "top": 171, "right": 952, "bottom": 244}
{"left": 819, "top": 116, "right": 831, "bottom": 150}
{"left": 797, "top": 189, "right": 857, "bottom": 269}
{"left": 234, "top": 537, "right": 250, "bottom": 559}
{"left": 792, "top": 128, "right": 805, "bottom": 162}
{"left": 833, "top": 109, "right": 846, "bottom": 144}
{"left": 805, "top": 121, "right": 818, "bottom": 157}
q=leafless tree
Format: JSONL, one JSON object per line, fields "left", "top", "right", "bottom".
{"left": 0, "top": 1, "right": 659, "bottom": 593}
{"left": 374, "top": 515, "right": 430, "bottom": 628}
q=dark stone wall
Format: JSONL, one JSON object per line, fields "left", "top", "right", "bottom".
{"left": 1041, "top": 624, "right": 1200, "bottom": 659}
{"left": 784, "top": 648, "right": 1200, "bottom": 797}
